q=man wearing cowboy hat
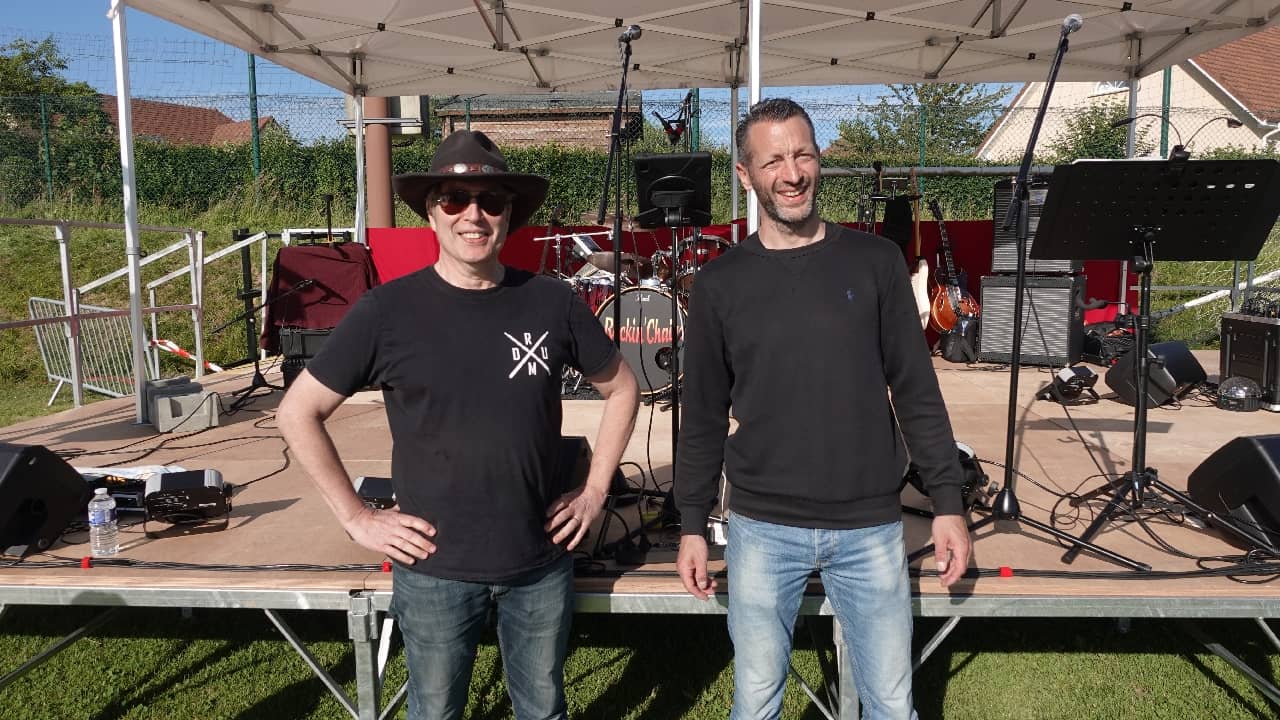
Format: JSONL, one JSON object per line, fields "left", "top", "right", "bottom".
{"left": 279, "top": 130, "right": 639, "bottom": 720}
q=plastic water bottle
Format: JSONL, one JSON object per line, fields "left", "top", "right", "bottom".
{"left": 88, "top": 488, "right": 119, "bottom": 557}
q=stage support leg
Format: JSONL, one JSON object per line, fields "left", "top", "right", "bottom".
{"left": 1180, "top": 621, "right": 1280, "bottom": 707}
{"left": 265, "top": 608, "right": 359, "bottom": 719}
{"left": 833, "top": 617, "right": 860, "bottom": 719}
{"left": 915, "top": 616, "right": 963, "bottom": 671}
{"left": 348, "top": 593, "right": 383, "bottom": 720}
{"left": 0, "top": 607, "right": 119, "bottom": 692}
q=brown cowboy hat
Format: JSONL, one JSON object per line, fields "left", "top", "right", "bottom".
{"left": 393, "top": 130, "right": 549, "bottom": 230}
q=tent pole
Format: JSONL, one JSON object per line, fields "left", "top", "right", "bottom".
{"left": 355, "top": 89, "right": 367, "bottom": 244}
{"left": 110, "top": 0, "right": 148, "bottom": 424}
{"left": 730, "top": 84, "right": 740, "bottom": 242}
{"left": 747, "top": 0, "right": 761, "bottom": 235}
{"left": 1117, "top": 48, "right": 1140, "bottom": 314}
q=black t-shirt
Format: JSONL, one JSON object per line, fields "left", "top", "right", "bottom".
{"left": 306, "top": 266, "right": 617, "bottom": 582}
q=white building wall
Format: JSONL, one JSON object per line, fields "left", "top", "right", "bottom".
{"left": 978, "top": 65, "right": 1269, "bottom": 162}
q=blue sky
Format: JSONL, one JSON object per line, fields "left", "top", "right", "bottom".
{"left": 5, "top": 0, "right": 185, "bottom": 38}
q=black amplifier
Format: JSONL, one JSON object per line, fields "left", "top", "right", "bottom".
{"left": 977, "top": 274, "right": 1085, "bottom": 367}
{"left": 279, "top": 327, "right": 332, "bottom": 358}
{"left": 1221, "top": 313, "right": 1280, "bottom": 411}
{"left": 279, "top": 328, "right": 333, "bottom": 388}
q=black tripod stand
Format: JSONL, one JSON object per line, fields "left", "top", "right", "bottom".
{"left": 1027, "top": 158, "right": 1280, "bottom": 563}
{"left": 212, "top": 278, "right": 315, "bottom": 412}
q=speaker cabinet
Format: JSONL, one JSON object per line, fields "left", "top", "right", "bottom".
{"left": 1105, "top": 340, "right": 1207, "bottom": 406}
{"left": 556, "top": 436, "right": 629, "bottom": 497}
{"left": 992, "top": 178, "right": 1082, "bottom": 275}
{"left": 977, "top": 274, "right": 1085, "bottom": 366}
{"left": 1220, "top": 313, "right": 1280, "bottom": 410}
{"left": 1187, "top": 435, "right": 1280, "bottom": 551}
{"left": 0, "top": 444, "right": 90, "bottom": 556}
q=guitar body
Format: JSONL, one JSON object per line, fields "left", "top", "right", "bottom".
{"left": 924, "top": 198, "right": 982, "bottom": 349}
{"left": 929, "top": 284, "right": 981, "bottom": 333}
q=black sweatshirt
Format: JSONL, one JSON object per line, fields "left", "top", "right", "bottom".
{"left": 674, "top": 223, "right": 965, "bottom": 532}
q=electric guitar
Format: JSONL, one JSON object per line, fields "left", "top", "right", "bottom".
{"left": 926, "top": 199, "right": 980, "bottom": 336}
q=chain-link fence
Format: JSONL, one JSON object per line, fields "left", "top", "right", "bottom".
{"left": 3, "top": 92, "right": 1276, "bottom": 217}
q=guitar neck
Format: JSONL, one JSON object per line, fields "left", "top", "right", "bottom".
{"left": 930, "top": 203, "right": 960, "bottom": 286}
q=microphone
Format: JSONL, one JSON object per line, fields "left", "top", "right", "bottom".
{"left": 293, "top": 279, "right": 316, "bottom": 291}
{"left": 618, "top": 24, "right": 641, "bottom": 43}
{"left": 1062, "top": 14, "right": 1083, "bottom": 35}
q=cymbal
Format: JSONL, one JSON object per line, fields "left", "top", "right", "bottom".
{"left": 586, "top": 251, "right": 649, "bottom": 273}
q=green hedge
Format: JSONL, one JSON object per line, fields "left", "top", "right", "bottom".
{"left": 16, "top": 128, "right": 1033, "bottom": 222}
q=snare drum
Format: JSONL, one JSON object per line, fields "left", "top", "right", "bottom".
{"left": 595, "top": 286, "right": 687, "bottom": 396}
{"left": 675, "top": 237, "right": 731, "bottom": 292}
{"left": 572, "top": 276, "right": 616, "bottom": 314}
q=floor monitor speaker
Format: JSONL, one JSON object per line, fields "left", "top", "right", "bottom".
{"left": 1187, "top": 435, "right": 1280, "bottom": 551}
{"left": 1105, "top": 340, "right": 1206, "bottom": 406}
{"left": 0, "top": 444, "right": 89, "bottom": 556}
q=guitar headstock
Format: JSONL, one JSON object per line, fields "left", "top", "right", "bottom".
{"left": 927, "top": 197, "right": 944, "bottom": 222}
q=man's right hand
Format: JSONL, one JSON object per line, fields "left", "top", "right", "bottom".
{"left": 342, "top": 505, "right": 437, "bottom": 565}
{"left": 677, "top": 534, "right": 717, "bottom": 600}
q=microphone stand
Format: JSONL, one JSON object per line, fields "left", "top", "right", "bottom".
{"left": 598, "top": 35, "right": 636, "bottom": 351}
{"left": 912, "top": 19, "right": 1146, "bottom": 571}
{"left": 214, "top": 279, "right": 315, "bottom": 412}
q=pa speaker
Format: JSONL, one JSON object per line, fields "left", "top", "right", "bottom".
{"left": 1187, "top": 435, "right": 1280, "bottom": 551}
{"left": 1105, "top": 340, "right": 1206, "bottom": 406}
{"left": 0, "top": 444, "right": 89, "bottom": 556}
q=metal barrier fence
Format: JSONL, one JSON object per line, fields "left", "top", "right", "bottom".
{"left": 28, "top": 298, "right": 140, "bottom": 403}
{"left": 0, "top": 218, "right": 207, "bottom": 409}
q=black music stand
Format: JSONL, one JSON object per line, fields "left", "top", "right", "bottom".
{"left": 1029, "top": 158, "right": 1280, "bottom": 563}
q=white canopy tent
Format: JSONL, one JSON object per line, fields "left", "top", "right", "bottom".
{"left": 107, "top": 0, "right": 1279, "bottom": 418}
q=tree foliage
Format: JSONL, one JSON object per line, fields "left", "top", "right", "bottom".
{"left": 828, "top": 83, "right": 1011, "bottom": 164}
{"left": 1046, "top": 101, "right": 1151, "bottom": 161}
{"left": 0, "top": 37, "right": 116, "bottom": 206}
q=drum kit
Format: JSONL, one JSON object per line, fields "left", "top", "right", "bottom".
{"left": 534, "top": 224, "right": 732, "bottom": 396}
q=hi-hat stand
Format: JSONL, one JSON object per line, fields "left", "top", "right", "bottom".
{"left": 1030, "top": 158, "right": 1280, "bottom": 563}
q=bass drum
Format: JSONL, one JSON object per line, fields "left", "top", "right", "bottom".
{"left": 596, "top": 287, "right": 686, "bottom": 396}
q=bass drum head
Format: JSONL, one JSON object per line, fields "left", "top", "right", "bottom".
{"left": 595, "top": 287, "right": 686, "bottom": 396}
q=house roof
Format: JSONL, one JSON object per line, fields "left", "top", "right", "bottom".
{"left": 100, "top": 96, "right": 275, "bottom": 145}
{"left": 1192, "top": 26, "right": 1280, "bottom": 123}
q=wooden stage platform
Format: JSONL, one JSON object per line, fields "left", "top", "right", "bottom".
{"left": 2, "top": 351, "right": 1278, "bottom": 717}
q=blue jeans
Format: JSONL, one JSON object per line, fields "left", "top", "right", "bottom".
{"left": 726, "top": 512, "right": 917, "bottom": 720}
{"left": 390, "top": 554, "right": 574, "bottom": 720}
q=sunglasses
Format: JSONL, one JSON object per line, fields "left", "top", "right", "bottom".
{"left": 432, "top": 189, "right": 511, "bottom": 216}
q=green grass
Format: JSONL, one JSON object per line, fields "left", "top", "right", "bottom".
{"left": 0, "top": 608, "right": 1275, "bottom": 719}
{"left": 0, "top": 378, "right": 79, "bottom": 428}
